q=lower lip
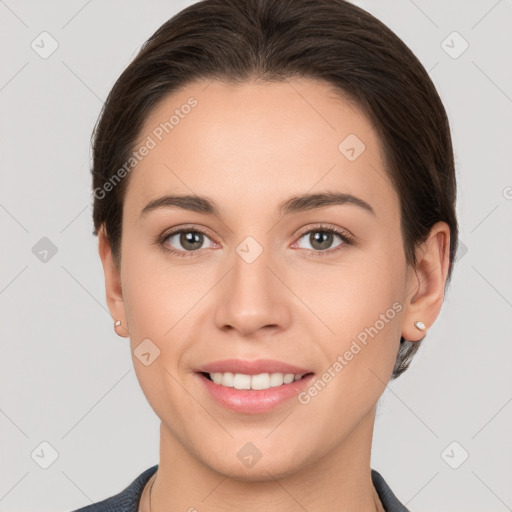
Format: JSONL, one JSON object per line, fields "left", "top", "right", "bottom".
{"left": 196, "top": 372, "right": 315, "bottom": 414}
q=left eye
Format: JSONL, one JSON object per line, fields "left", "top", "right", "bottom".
{"left": 294, "top": 228, "right": 349, "bottom": 252}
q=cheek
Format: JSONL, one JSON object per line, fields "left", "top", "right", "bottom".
{"left": 120, "top": 248, "right": 208, "bottom": 374}
{"left": 298, "top": 245, "right": 405, "bottom": 386}
{"left": 299, "top": 272, "right": 403, "bottom": 432}
{"left": 123, "top": 271, "right": 167, "bottom": 339}
{"left": 297, "top": 246, "right": 403, "bottom": 334}
{"left": 121, "top": 257, "right": 193, "bottom": 415}
{"left": 120, "top": 238, "right": 185, "bottom": 335}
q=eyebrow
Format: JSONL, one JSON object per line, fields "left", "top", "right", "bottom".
{"left": 139, "top": 191, "right": 376, "bottom": 219}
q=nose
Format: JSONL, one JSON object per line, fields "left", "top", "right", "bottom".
{"left": 213, "top": 246, "right": 292, "bottom": 338}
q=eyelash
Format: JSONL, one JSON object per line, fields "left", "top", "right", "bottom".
{"left": 157, "top": 223, "right": 355, "bottom": 258}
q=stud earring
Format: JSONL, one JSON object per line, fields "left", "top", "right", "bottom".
{"left": 414, "top": 321, "right": 426, "bottom": 331}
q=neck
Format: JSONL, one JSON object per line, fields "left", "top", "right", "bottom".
{"left": 148, "top": 406, "right": 382, "bottom": 512}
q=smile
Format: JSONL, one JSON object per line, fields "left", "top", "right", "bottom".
{"left": 202, "top": 371, "right": 309, "bottom": 390}
{"left": 196, "top": 371, "right": 315, "bottom": 414}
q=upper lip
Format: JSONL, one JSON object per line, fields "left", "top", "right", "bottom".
{"left": 196, "top": 358, "right": 314, "bottom": 376}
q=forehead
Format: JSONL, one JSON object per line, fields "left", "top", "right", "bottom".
{"left": 124, "top": 78, "right": 397, "bottom": 223}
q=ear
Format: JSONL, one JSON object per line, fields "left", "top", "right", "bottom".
{"left": 98, "top": 225, "right": 129, "bottom": 337}
{"left": 401, "top": 221, "right": 451, "bottom": 342}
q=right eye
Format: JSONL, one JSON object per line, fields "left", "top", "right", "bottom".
{"left": 160, "top": 227, "right": 216, "bottom": 257}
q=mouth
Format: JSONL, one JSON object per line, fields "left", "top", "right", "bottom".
{"left": 195, "top": 369, "right": 316, "bottom": 414}
{"left": 194, "top": 359, "right": 316, "bottom": 413}
{"left": 197, "top": 371, "right": 315, "bottom": 390}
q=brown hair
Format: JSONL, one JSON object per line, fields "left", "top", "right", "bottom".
{"left": 91, "top": 0, "right": 458, "bottom": 379}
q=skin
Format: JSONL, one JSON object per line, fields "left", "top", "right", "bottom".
{"left": 98, "top": 78, "right": 450, "bottom": 512}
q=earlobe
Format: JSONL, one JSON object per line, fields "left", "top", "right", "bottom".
{"left": 113, "top": 319, "right": 130, "bottom": 338}
{"left": 98, "top": 225, "right": 129, "bottom": 337}
{"left": 401, "top": 221, "right": 451, "bottom": 342}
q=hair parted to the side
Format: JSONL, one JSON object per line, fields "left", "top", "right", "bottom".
{"left": 90, "top": 0, "right": 458, "bottom": 379}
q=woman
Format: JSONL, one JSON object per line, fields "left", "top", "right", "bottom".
{"left": 74, "top": 0, "right": 458, "bottom": 510}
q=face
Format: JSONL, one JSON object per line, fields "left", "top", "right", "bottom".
{"left": 102, "top": 78, "right": 430, "bottom": 480}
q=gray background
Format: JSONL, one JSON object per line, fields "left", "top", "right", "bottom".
{"left": 1, "top": 0, "right": 511, "bottom": 510}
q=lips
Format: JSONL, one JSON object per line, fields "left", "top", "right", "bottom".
{"left": 195, "top": 358, "right": 313, "bottom": 376}
{"left": 197, "top": 370, "right": 316, "bottom": 414}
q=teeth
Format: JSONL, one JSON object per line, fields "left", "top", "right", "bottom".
{"left": 208, "top": 372, "right": 305, "bottom": 390}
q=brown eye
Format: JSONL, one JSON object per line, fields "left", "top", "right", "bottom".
{"left": 162, "top": 229, "right": 214, "bottom": 255}
{"left": 294, "top": 225, "right": 354, "bottom": 256}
